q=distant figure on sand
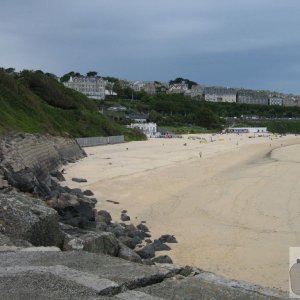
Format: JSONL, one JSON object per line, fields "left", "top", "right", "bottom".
{"left": 199, "top": 151, "right": 202, "bottom": 158}
{"left": 61, "top": 168, "right": 65, "bottom": 174}
{"left": 183, "top": 143, "right": 187, "bottom": 146}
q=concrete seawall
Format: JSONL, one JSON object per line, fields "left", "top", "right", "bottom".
{"left": 76, "top": 135, "right": 124, "bottom": 147}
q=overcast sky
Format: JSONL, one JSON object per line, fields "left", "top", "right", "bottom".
{"left": 1, "top": 0, "right": 300, "bottom": 93}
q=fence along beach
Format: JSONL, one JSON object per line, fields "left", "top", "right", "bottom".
{"left": 64, "top": 133, "right": 300, "bottom": 291}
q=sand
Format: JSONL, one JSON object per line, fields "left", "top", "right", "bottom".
{"left": 63, "top": 133, "right": 300, "bottom": 291}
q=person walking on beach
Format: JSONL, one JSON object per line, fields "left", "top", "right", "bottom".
{"left": 199, "top": 151, "right": 202, "bottom": 158}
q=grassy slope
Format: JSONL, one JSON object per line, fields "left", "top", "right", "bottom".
{"left": 0, "top": 70, "right": 146, "bottom": 140}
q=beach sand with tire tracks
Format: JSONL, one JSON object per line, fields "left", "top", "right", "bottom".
{"left": 64, "top": 133, "right": 300, "bottom": 291}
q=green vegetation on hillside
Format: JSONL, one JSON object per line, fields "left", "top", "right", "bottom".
{"left": 4, "top": 67, "right": 300, "bottom": 137}
{"left": 0, "top": 69, "right": 146, "bottom": 139}
{"left": 100, "top": 90, "right": 300, "bottom": 133}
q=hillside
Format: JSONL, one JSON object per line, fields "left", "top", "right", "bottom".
{"left": 101, "top": 93, "right": 300, "bottom": 134}
{"left": 0, "top": 70, "right": 145, "bottom": 140}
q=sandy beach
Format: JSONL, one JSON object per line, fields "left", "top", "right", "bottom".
{"left": 64, "top": 133, "right": 300, "bottom": 291}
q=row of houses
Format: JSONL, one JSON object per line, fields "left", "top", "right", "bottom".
{"left": 130, "top": 82, "right": 299, "bottom": 107}
{"left": 63, "top": 76, "right": 299, "bottom": 107}
{"left": 202, "top": 87, "right": 300, "bottom": 106}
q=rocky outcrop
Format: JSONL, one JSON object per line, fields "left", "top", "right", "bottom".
{"left": 0, "top": 191, "right": 64, "bottom": 247}
{"left": 0, "top": 133, "right": 98, "bottom": 229}
{"left": 0, "top": 133, "right": 86, "bottom": 197}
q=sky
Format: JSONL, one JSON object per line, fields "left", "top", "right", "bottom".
{"left": 0, "top": 0, "right": 300, "bottom": 94}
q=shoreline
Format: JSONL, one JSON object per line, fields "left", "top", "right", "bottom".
{"left": 64, "top": 134, "right": 300, "bottom": 291}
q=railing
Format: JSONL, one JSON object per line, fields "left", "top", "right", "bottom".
{"left": 76, "top": 135, "right": 124, "bottom": 147}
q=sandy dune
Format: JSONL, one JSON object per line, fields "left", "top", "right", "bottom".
{"left": 64, "top": 133, "right": 300, "bottom": 291}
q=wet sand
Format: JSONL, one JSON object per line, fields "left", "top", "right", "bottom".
{"left": 64, "top": 133, "right": 300, "bottom": 291}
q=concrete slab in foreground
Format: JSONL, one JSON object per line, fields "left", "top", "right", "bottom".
{"left": 137, "top": 272, "right": 287, "bottom": 300}
{"left": 0, "top": 250, "right": 288, "bottom": 299}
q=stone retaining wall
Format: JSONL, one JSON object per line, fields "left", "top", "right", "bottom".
{"left": 0, "top": 133, "right": 86, "bottom": 196}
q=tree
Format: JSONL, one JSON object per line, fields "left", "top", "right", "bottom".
{"left": 148, "top": 110, "right": 162, "bottom": 122}
{"left": 87, "top": 71, "right": 97, "bottom": 77}
{"left": 5, "top": 67, "right": 15, "bottom": 73}
{"left": 60, "top": 71, "right": 76, "bottom": 82}
{"left": 169, "top": 77, "right": 198, "bottom": 89}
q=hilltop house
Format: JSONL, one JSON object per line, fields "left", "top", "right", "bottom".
{"left": 131, "top": 81, "right": 157, "bottom": 94}
{"left": 188, "top": 85, "right": 204, "bottom": 98}
{"left": 282, "top": 96, "right": 299, "bottom": 107}
{"left": 167, "top": 82, "right": 189, "bottom": 94}
{"left": 269, "top": 96, "right": 283, "bottom": 106}
{"left": 204, "top": 87, "right": 236, "bottom": 103}
{"left": 64, "top": 76, "right": 107, "bottom": 100}
{"left": 237, "top": 91, "right": 269, "bottom": 105}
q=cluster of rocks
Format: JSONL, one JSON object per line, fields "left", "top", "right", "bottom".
{"left": 0, "top": 186, "right": 177, "bottom": 265}
{"left": 0, "top": 133, "right": 177, "bottom": 266}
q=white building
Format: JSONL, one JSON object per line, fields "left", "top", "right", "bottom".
{"left": 167, "top": 82, "right": 189, "bottom": 94}
{"left": 225, "top": 127, "right": 268, "bottom": 133}
{"left": 269, "top": 96, "right": 283, "bottom": 106}
{"left": 189, "top": 85, "right": 204, "bottom": 98}
{"left": 127, "top": 122, "right": 157, "bottom": 137}
{"left": 64, "top": 76, "right": 107, "bottom": 100}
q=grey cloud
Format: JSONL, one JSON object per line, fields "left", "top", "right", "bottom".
{"left": 0, "top": 0, "right": 300, "bottom": 93}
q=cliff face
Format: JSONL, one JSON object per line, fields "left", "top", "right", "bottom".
{"left": 0, "top": 133, "right": 86, "bottom": 196}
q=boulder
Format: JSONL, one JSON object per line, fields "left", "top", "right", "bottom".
{"left": 124, "top": 223, "right": 137, "bottom": 233}
{"left": 118, "top": 236, "right": 142, "bottom": 249}
{"left": 106, "top": 199, "right": 120, "bottom": 204}
{"left": 0, "top": 191, "right": 64, "bottom": 247}
{"left": 72, "top": 178, "right": 87, "bottom": 183}
{"left": 137, "top": 223, "right": 150, "bottom": 232}
{"left": 152, "top": 255, "right": 173, "bottom": 264}
{"left": 118, "top": 242, "right": 142, "bottom": 263}
{"left": 107, "top": 224, "right": 126, "bottom": 237}
{"left": 83, "top": 190, "right": 94, "bottom": 196}
{"left": 48, "top": 193, "right": 96, "bottom": 228}
{"left": 50, "top": 170, "right": 65, "bottom": 182}
{"left": 70, "top": 188, "right": 83, "bottom": 196}
{"left": 96, "top": 222, "right": 108, "bottom": 231}
{"left": 128, "top": 230, "right": 147, "bottom": 240}
{"left": 152, "top": 240, "right": 171, "bottom": 251}
{"left": 158, "top": 234, "right": 177, "bottom": 243}
{"left": 97, "top": 210, "right": 112, "bottom": 225}
{"left": 63, "top": 236, "right": 84, "bottom": 251}
{"left": 121, "top": 213, "right": 130, "bottom": 221}
{"left": 81, "top": 232, "right": 120, "bottom": 256}
{"left": 136, "top": 244, "right": 155, "bottom": 259}
{"left": 142, "top": 258, "right": 155, "bottom": 265}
